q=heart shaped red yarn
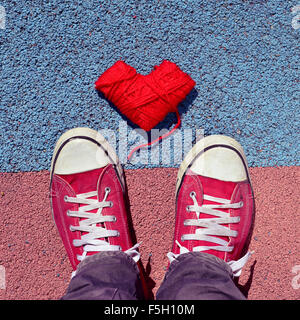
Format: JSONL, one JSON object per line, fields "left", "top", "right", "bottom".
{"left": 95, "top": 60, "right": 196, "bottom": 131}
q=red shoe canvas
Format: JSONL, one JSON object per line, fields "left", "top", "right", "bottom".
{"left": 50, "top": 128, "right": 140, "bottom": 270}
{"left": 168, "top": 135, "right": 255, "bottom": 277}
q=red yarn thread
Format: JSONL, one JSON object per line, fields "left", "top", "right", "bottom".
{"left": 95, "top": 60, "right": 196, "bottom": 160}
{"left": 127, "top": 109, "right": 181, "bottom": 160}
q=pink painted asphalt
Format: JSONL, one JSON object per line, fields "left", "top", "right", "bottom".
{"left": 0, "top": 166, "right": 299, "bottom": 300}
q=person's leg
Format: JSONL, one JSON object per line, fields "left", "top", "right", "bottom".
{"left": 157, "top": 135, "right": 254, "bottom": 300}
{"left": 50, "top": 127, "right": 145, "bottom": 300}
{"left": 61, "top": 251, "right": 144, "bottom": 300}
{"left": 156, "top": 252, "right": 246, "bottom": 300}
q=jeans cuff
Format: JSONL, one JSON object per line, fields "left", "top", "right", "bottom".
{"left": 167, "top": 252, "right": 233, "bottom": 278}
{"left": 75, "top": 251, "right": 139, "bottom": 276}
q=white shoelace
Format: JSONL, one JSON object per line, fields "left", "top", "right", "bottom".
{"left": 167, "top": 192, "right": 253, "bottom": 277}
{"left": 64, "top": 187, "right": 141, "bottom": 263}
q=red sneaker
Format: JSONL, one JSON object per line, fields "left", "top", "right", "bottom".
{"left": 168, "top": 135, "right": 255, "bottom": 276}
{"left": 50, "top": 128, "right": 140, "bottom": 270}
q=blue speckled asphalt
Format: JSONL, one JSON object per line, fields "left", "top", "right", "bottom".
{"left": 0, "top": 0, "right": 299, "bottom": 171}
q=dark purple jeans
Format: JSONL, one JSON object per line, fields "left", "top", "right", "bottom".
{"left": 61, "top": 251, "right": 246, "bottom": 300}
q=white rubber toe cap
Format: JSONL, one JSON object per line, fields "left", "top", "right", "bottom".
{"left": 51, "top": 127, "right": 119, "bottom": 175}
{"left": 177, "top": 135, "right": 250, "bottom": 189}
{"left": 190, "top": 145, "right": 248, "bottom": 182}
{"left": 54, "top": 138, "right": 110, "bottom": 175}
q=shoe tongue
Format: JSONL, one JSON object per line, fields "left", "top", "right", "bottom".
{"left": 57, "top": 167, "right": 106, "bottom": 195}
{"left": 195, "top": 175, "right": 238, "bottom": 261}
{"left": 198, "top": 175, "right": 237, "bottom": 200}
{"left": 57, "top": 166, "right": 109, "bottom": 257}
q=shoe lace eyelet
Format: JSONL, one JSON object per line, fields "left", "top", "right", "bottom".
{"left": 64, "top": 195, "right": 69, "bottom": 202}
{"left": 189, "top": 191, "right": 196, "bottom": 198}
{"left": 105, "top": 187, "right": 111, "bottom": 193}
{"left": 186, "top": 205, "right": 191, "bottom": 212}
{"left": 108, "top": 201, "right": 113, "bottom": 208}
